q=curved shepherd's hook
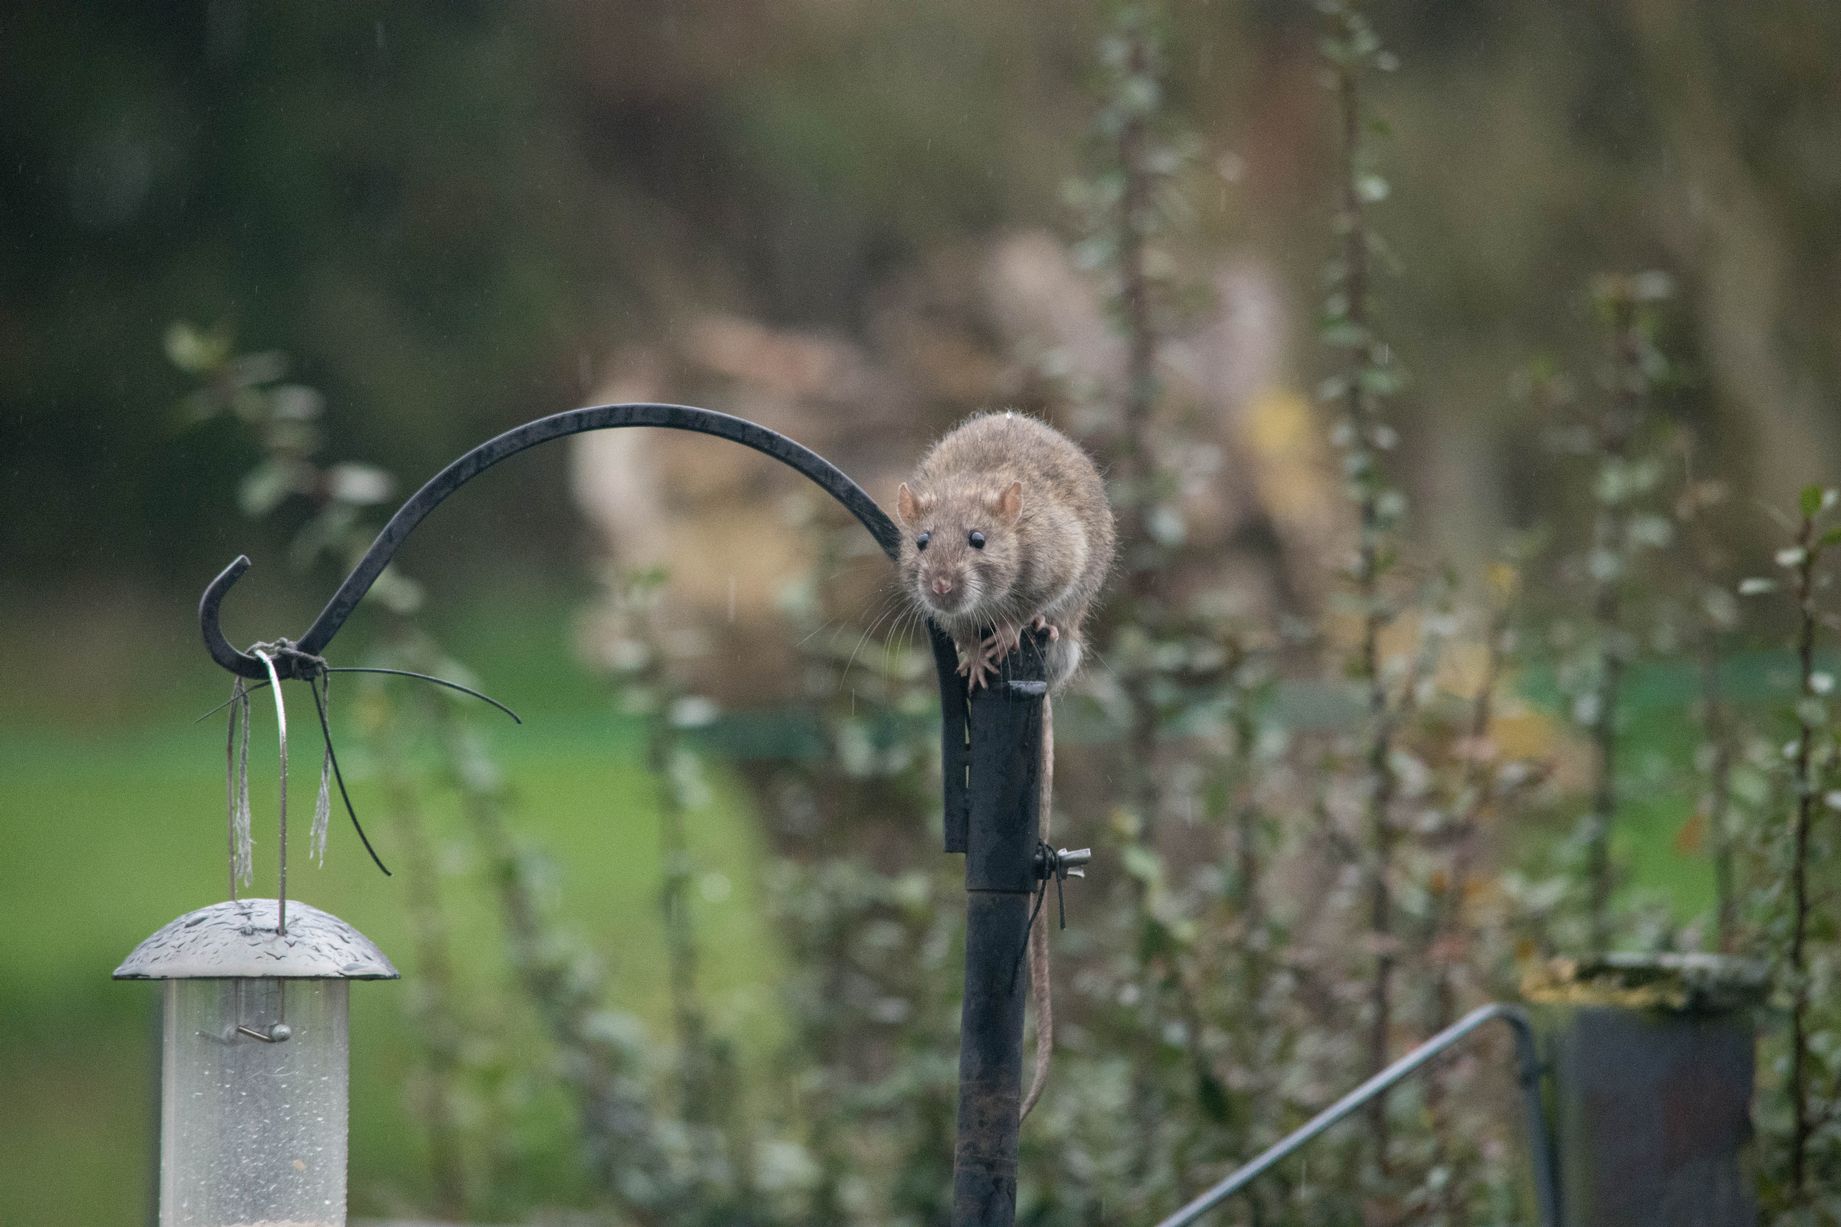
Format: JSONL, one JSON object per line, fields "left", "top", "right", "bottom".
{"left": 201, "top": 398, "right": 970, "bottom": 846}
{"left": 200, "top": 402, "right": 912, "bottom": 679}
{"left": 197, "top": 401, "right": 1016, "bottom": 1226}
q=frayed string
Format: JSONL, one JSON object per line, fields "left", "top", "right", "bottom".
{"left": 310, "top": 670, "right": 332, "bottom": 865}
{"left": 203, "top": 642, "right": 521, "bottom": 883}
{"left": 227, "top": 676, "right": 254, "bottom": 892}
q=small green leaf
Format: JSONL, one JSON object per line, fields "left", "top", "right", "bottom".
{"left": 325, "top": 463, "right": 395, "bottom": 506}
{"left": 1356, "top": 366, "right": 1402, "bottom": 397}
{"left": 1121, "top": 843, "right": 1164, "bottom": 884}
{"left": 1147, "top": 504, "right": 1187, "bottom": 547}
{"left": 237, "top": 461, "right": 299, "bottom": 517}
{"left": 1627, "top": 515, "right": 1674, "bottom": 549}
{"left": 1588, "top": 549, "right": 1623, "bottom": 583}
{"left": 1319, "top": 319, "right": 1368, "bottom": 348}
{"left": 1630, "top": 270, "right": 1674, "bottom": 301}
{"left": 1195, "top": 1070, "right": 1233, "bottom": 1124}
{"left": 288, "top": 503, "right": 356, "bottom": 570}
{"left": 163, "top": 321, "right": 232, "bottom": 375}
{"left": 368, "top": 567, "right": 424, "bottom": 616}
{"left": 266, "top": 384, "right": 323, "bottom": 422}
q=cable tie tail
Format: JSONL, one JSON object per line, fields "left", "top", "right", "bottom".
{"left": 326, "top": 666, "right": 522, "bottom": 723}
{"left": 1011, "top": 843, "right": 1057, "bottom": 992}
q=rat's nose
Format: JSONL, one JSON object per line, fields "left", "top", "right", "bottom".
{"left": 931, "top": 576, "right": 954, "bottom": 596}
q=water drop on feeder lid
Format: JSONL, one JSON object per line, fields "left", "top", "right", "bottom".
{"left": 116, "top": 898, "right": 397, "bottom": 1227}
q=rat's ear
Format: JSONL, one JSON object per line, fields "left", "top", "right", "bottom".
{"left": 897, "top": 482, "right": 927, "bottom": 525}
{"left": 994, "top": 480, "right": 1023, "bottom": 522}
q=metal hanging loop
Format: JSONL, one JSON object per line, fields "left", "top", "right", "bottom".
{"left": 251, "top": 648, "right": 290, "bottom": 936}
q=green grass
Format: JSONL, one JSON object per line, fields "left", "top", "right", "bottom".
{"left": 1517, "top": 648, "right": 1809, "bottom": 923}
{"left": 0, "top": 595, "right": 786, "bottom": 1226}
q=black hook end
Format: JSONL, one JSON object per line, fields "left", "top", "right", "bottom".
{"left": 201, "top": 556, "right": 268, "bottom": 679}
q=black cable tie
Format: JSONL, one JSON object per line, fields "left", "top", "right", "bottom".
{"left": 306, "top": 670, "right": 392, "bottom": 877}
{"left": 1011, "top": 886, "right": 1047, "bottom": 992}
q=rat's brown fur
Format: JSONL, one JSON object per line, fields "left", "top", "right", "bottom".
{"left": 896, "top": 411, "right": 1114, "bottom": 689}
{"left": 895, "top": 410, "right": 1116, "bottom": 1122}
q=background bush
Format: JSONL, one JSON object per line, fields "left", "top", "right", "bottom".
{"left": 2, "top": 1, "right": 1839, "bottom": 1223}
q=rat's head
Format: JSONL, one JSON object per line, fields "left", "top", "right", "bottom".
{"left": 896, "top": 479, "right": 1024, "bottom": 622}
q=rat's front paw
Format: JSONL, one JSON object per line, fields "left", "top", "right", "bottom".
{"left": 1029, "top": 614, "right": 1061, "bottom": 642}
{"left": 958, "top": 651, "right": 998, "bottom": 691}
{"left": 955, "top": 636, "right": 994, "bottom": 691}
{"left": 957, "top": 624, "right": 1021, "bottom": 691}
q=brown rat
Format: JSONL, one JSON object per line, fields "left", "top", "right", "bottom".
{"left": 896, "top": 411, "right": 1115, "bottom": 692}
{"left": 895, "top": 410, "right": 1116, "bottom": 1122}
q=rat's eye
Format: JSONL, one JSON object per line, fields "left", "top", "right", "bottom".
{"left": 968, "top": 531, "right": 986, "bottom": 549}
{"left": 915, "top": 531, "right": 931, "bottom": 551}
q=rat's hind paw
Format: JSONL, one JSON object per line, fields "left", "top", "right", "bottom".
{"left": 1030, "top": 614, "right": 1061, "bottom": 642}
{"left": 983, "top": 622, "right": 1023, "bottom": 658}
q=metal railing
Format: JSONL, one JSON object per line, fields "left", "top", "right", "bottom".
{"left": 1155, "top": 1003, "right": 1562, "bottom": 1227}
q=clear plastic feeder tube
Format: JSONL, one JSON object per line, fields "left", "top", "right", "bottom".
{"left": 162, "top": 979, "right": 348, "bottom": 1227}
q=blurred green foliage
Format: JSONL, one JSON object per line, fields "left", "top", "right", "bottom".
{"left": 8, "top": 2, "right": 1841, "bottom": 585}
{"left": 7, "top": 1, "right": 1841, "bottom": 1223}
{"left": 1, "top": 1, "right": 1079, "bottom": 584}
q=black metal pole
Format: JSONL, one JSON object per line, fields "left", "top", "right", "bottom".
{"left": 953, "top": 651, "right": 1047, "bottom": 1227}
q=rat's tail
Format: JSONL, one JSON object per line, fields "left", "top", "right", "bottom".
{"left": 1042, "top": 635, "right": 1082, "bottom": 692}
{"left": 1021, "top": 694, "right": 1054, "bottom": 1122}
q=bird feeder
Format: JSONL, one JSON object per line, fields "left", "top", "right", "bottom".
{"left": 116, "top": 897, "right": 397, "bottom": 1227}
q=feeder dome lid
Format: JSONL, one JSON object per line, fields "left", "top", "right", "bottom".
{"left": 114, "top": 898, "right": 399, "bottom": 980}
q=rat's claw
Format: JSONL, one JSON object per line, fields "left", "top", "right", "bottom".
{"left": 957, "top": 642, "right": 995, "bottom": 691}
{"left": 957, "top": 622, "right": 1036, "bottom": 692}
{"left": 1030, "top": 614, "right": 1061, "bottom": 642}
{"left": 984, "top": 622, "right": 1023, "bottom": 658}
{"left": 962, "top": 654, "right": 997, "bottom": 691}
{"left": 960, "top": 625, "right": 1021, "bottom": 692}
